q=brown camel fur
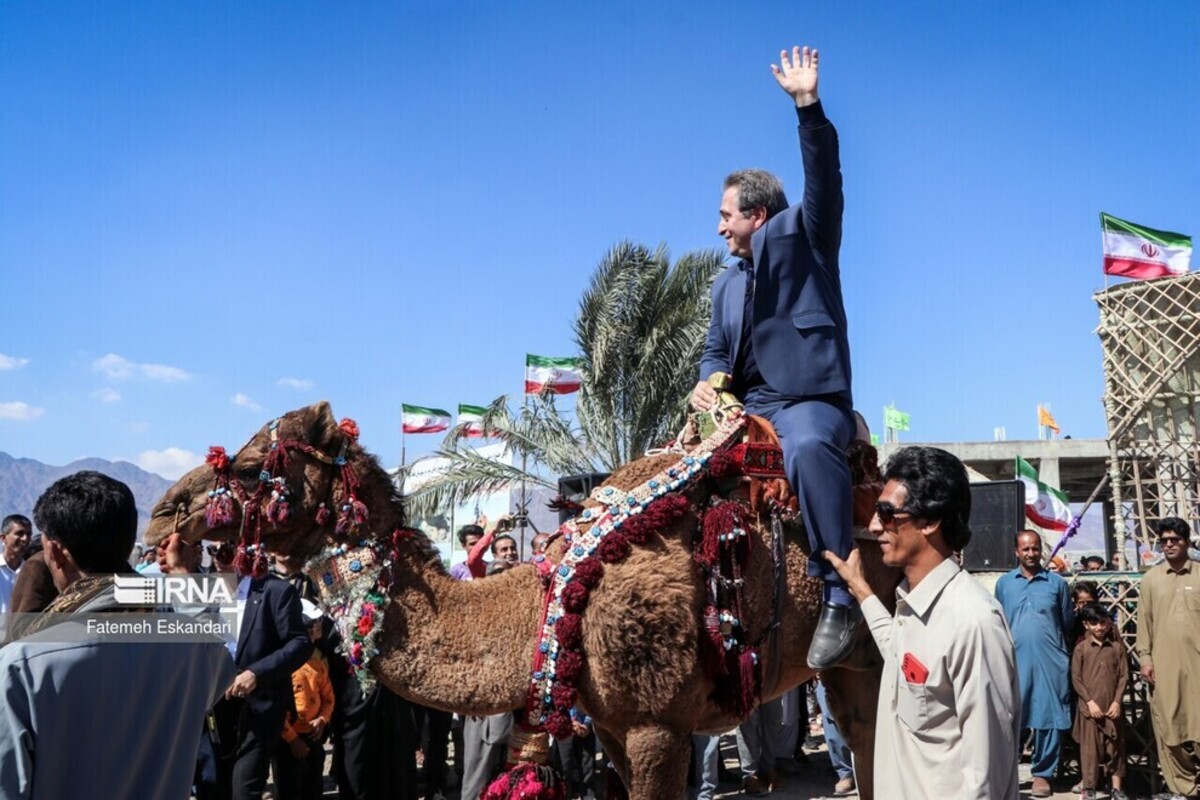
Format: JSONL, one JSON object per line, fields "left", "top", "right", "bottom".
{"left": 146, "top": 402, "right": 900, "bottom": 800}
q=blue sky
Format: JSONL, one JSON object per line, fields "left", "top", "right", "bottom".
{"left": 2, "top": 1, "right": 1198, "bottom": 479}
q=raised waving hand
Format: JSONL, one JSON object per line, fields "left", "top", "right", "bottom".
{"left": 772, "top": 45, "right": 819, "bottom": 107}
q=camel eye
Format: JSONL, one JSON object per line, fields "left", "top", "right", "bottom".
{"left": 238, "top": 466, "right": 260, "bottom": 481}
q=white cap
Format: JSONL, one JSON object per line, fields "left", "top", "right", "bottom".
{"left": 300, "top": 598, "right": 323, "bottom": 624}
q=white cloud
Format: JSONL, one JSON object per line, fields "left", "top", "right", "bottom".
{"left": 92, "top": 387, "right": 121, "bottom": 403}
{"left": 276, "top": 377, "right": 314, "bottom": 390}
{"left": 0, "top": 401, "right": 46, "bottom": 421}
{"left": 135, "top": 447, "right": 203, "bottom": 480}
{"left": 231, "top": 392, "right": 262, "bottom": 411}
{"left": 0, "top": 353, "right": 30, "bottom": 370}
{"left": 92, "top": 353, "right": 191, "bottom": 383}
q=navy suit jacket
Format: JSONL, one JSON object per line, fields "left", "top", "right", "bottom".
{"left": 236, "top": 574, "right": 313, "bottom": 734}
{"left": 699, "top": 101, "right": 852, "bottom": 403}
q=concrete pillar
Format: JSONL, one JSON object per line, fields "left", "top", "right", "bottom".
{"left": 1038, "top": 456, "right": 1061, "bottom": 490}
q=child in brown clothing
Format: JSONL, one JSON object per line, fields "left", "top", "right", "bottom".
{"left": 1071, "top": 603, "right": 1128, "bottom": 800}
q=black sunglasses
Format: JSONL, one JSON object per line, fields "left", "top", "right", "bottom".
{"left": 875, "top": 500, "right": 915, "bottom": 526}
{"left": 1158, "top": 536, "right": 1186, "bottom": 545}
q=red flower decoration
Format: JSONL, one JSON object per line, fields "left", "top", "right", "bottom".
{"left": 556, "top": 650, "right": 584, "bottom": 682}
{"left": 573, "top": 557, "right": 604, "bottom": 589}
{"left": 561, "top": 581, "right": 589, "bottom": 613}
{"left": 597, "top": 533, "right": 630, "bottom": 564}
{"left": 555, "top": 613, "right": 583, "bottom": 649}
{"left": 350, "top": 642, "right": 364, "bottom": 663}
{"left": 551, "top": 684, "right": 578, "bottom": 711}
{"left": 545, "top": 711, "right": 574, "bottom": 740}
{"left": 357, "top": 615, "right": 374, "bottom": 635}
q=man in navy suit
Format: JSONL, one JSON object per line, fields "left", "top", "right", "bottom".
{"left": 225, "top": 568, "right": 313, "bottom": 799}
{"left": 693, "top": 45, "right": 857, "bottom": 670}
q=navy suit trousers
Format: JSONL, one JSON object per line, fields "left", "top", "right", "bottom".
{"left": 745, "top": 391, "right": 854, "bottom": 584}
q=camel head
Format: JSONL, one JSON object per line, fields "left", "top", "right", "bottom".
{"left": 144, "top": 401, "right": 402, "bottom": 568}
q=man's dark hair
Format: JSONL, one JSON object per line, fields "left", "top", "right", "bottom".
{"left": 485, "top": 559, "right": 512, "bottom": 577}
{"left": 1156, "top": 517, "right": 1191, "bottom": 539}
{"left": 723, "top": 169, "right": 789, "bottom": 219}
{"left": 1077, "top": 602, "right": 1112, "bottom": 626}
{"left": 490, "top": 534, "right": 516, "bottom": 555}
{"left": 1083, "top": 555, "right": 1105, "bottom": 568}
{"left": 2, "top": 514, "right": 31, "bottom": 536}
{"left": 1071, "top": 580, "right": 1099, "bottom": 602}
{"left": 33, "top": 471, "right": 137, "bottom": 573}
{"left": 883, "top": 446, "right": 972, "bottom": 551}
{"left": 457, "top": 524, "right": 484, "bottom": 547}
{"left": 1014, "top": 529, "right": 1041, "bottom": 547}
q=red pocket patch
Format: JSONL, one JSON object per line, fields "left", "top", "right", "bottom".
{"left": 901, "top": 652, "right": 929, "bottom": 685}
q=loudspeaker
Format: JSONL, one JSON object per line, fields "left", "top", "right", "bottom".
{"left": 963, "top": 480, "right": 1024, "bottom": 572}
{"left": 556, "top": 472, "right": 612, "bottom": 524}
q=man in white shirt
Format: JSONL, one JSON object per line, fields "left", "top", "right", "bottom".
{"left": 825, "top": 446, "right": 1021, "bottom": 800}
{"left": 0, "top": 514, "right": 32, "bottom": 636}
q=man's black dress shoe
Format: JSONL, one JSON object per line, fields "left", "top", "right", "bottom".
{"left": 806, "top": 601, "right": 862, "bottom": 670}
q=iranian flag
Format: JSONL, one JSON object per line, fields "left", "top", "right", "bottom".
{"left": 1101, "top": 212, "right": 1192, "bottom": 280}
{"left": 1015, "top": 455, "right": 1071, "bottom": 531}
{"left": 525, "top": 354, "right": 582, "bottom": 395}
{"left": 458, "top": 404, "right": 488, "bottom": 438}
{"left": 401, "top": 404, "right": 451, "bottom": 434}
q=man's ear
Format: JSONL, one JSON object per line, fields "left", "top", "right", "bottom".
{"left": 749, "top": 205, "right": 769, "bottom": 230}
{"left": 42, "top": 537, "right": 69, "bottom": 571}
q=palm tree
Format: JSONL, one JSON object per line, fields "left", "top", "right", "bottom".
{"left": 404, "top": 241, "right": 724, "bottom": 516}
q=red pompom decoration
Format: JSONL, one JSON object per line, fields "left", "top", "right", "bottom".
{"left": 551, "top": 684, "right": 578, "bottom": 711}
{"left": 555, "top": 613, "right": 583, "bottom": 649}
{"left": 597, "top": 533, "right": 631, "bottom": 564}
{"left": 205, "top": 446, "right": 230, "bottom": 472}
{"left": 561, "top": 581, "right": 589, "bottom": 613}
{"left": 555, "top": 650, "right": 584, "bottom": 682}
{"left": 544, "top": 711, "right": 574, "bottom": 740}
{"left": 357, "top": 615, "right": 374, "bottom": 635}
{"left": 622, "top": 515, "right": 653, "bottom": 546}
{"left": 338, "top": 418, "right": 360, "bottom": 442}
{"left": 572, "top": 556, "right": 603, "bottom": 589}
{"left": 706, "top": 447, "right": 739, "bottom": 480}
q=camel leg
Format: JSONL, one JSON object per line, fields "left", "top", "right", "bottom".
{"left": 622, "top": 724, "right": 690, "bottom": 800}
{"left": 593, "top": 724, "right": 630, "bottom": 800}
{"left": 821, "top": 662, "right": 883, "bottom": 800}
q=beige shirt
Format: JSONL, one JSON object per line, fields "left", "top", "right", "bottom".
{"left": 862, "top": 557, "right": 1021, "bottom": 800}
{"left": 1134, "top": 559, "right": 1200, "bottom": 746}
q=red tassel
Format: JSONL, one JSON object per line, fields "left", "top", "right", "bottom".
{"left": 735, "top": 649, "right": 760, "bottom": 719}
{"left": 315, "top": 502, "right": 332, "bottom": 527}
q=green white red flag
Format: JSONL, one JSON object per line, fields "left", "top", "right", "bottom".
{"left": 1016, "top": 455, "right": 1070, "bottom": 531}
{"left": 1101, "top": 212, "right": 1192, "bottom": 280}
{"left": 457, "top": 404, "right": 489, "bottom": 438}
{"left": 401, "top": 403, "right": 451, "bottom": 434}
{"left": 524, "top": 354, "right": 582, "bottom": 395}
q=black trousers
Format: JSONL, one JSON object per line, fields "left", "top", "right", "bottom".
{"left": 554, "top": 728, "right": 597, "bottom": 800}
{"left": 231, "top": 725, "right": 279, "bottom": 800}
{"left": 274, "top": 738, "right": 326, "bottom": 800}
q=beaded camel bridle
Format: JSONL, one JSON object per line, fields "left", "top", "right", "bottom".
{"left": 186, "top": 415, "right": 372, "bottom": 576}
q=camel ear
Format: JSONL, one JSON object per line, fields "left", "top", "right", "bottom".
{"left": 305, "top": 401, "right": 339, "bottom": 448}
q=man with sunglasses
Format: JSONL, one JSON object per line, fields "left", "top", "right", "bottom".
{"left": 1135, "top": 517, "right": 1200, "bottom": 798}
{"left": 824, "top": 446, "right": 1020, "bottom": 799}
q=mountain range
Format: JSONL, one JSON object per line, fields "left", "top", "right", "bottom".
{"left": 0, "top": 452, "right": 174, "bottom": 538}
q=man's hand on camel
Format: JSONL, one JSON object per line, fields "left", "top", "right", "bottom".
{"left": 772, "top": 45, "right": 819, "bottom": 108}
{"left": 158, "top": 532, "right": 199, "bottom": 574}
{"left": 822, "top": 548, "right": 874, "bottom": 604}
{"left": 690, "top": 380, "right": 717, "bottom": 412}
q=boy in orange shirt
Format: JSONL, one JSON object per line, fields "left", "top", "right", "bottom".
{"left": 278, "top": 599, "right": 335, "bottom": 800}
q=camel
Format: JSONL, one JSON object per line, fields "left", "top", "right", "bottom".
{"left": 146, "top": 401, "right": 899, "bottom": 800}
